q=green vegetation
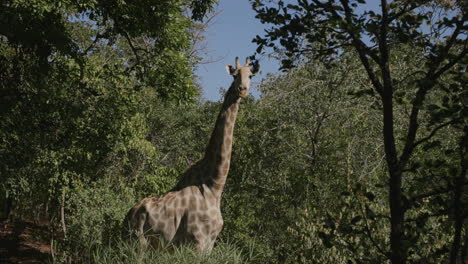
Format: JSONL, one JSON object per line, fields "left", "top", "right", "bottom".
{"left": 252, "top": 0, "right": 467, "bottom": 263}
{"left": 0, "top": 1, "right": 466, "bottom": 264}
{"left": 87, "top": 239, "right": 254, "bottom": 264}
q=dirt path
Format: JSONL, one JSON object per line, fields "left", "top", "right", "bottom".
{"left": 0, "top": 220, "right": 52, "bottom": 264}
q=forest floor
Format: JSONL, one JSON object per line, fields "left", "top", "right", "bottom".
{"left": 0, "top": 219, "right": 52, "bottom": 264}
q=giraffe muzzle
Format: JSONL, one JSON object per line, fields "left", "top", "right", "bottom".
{"left": 239, "top": 87, "right": 249, "bottom": 98}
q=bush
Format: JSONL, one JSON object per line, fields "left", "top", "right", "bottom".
{"left": 62, "top": 177, "right": 135, "bottom": 260}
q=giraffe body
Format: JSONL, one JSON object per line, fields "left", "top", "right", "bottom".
{"left": 124, "top": 57, "right": 259, "bottom": 251}
{"left": 124, "top": 183, "right": 222, "bottom": 250}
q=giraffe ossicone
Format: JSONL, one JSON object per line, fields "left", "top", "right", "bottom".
{"left": 123, "top": 57, "right": 259, "bottom": 251}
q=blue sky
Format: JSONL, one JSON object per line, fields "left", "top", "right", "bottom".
{"left": 195, "top": 0, "right": 382, "bottom": 101}
{"left": 195, "top": 0, "right": 279, "bottom": 101}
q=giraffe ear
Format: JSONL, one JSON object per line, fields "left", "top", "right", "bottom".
{"left": 225, "top": 64, "right": 236, "bottom": 75}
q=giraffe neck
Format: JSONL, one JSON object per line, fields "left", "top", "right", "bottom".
{"left": 204, "top": 83, "right": 240, "bottom": 198}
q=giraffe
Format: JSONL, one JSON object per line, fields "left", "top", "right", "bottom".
{"left": 123, "top": 57, "right": 259, "bottom": 251}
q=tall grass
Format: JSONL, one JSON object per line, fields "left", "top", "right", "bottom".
{"left": 83, "top": 239, "right": 256, "bottom": 264}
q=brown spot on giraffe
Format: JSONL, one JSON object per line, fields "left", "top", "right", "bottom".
{"left": 123, "top": 57, "right": 259, "bottom": 252}
{"left": 157, "top": 221, "right": 166, "bottom": 230}
{"left": 189, "top": 197, "right": 198, "bottom": 211}
{"left": 180, "top": 197, "right": 187, "bottom": 207}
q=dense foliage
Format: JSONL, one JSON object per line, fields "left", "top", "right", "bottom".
{"left": 0, "top": 0, "right": 466, "bottom": 263}
{"left": 251, "top": 0, "right": 467, "bottom": 263}
{"left": 0, "top": 0, "right": 205, "bottom": 259}
{"left": 222, "top": 49, "right": 466, "bottom": 263}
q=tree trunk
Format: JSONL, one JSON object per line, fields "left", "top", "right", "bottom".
{"left": 50, "top": 237, "right": 55, "bottom": 262}
{"left": 379, "top": 1, "right": 406, "bottom": 261}
{"left": 449, "top": 126, "right": 467, "bottom": 263}
{"left": 60, "top": 191, "right": 67, "bottom": 238}
{"left": 381, "top": 66, "right": 406, "bottom": 264}
{"left": 1, "top": 197, "right": 13, "bottom": 221}
{"left": 461, "top": 234, "right": 467, "bottom": 263}
{"left": 388, "top": 170, "right": 405, "bottom": 263}
{"left": 383, "top": 101, "right": 406, "bottom": 264}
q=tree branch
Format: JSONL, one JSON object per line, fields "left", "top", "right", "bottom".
{"left": 122, "top": 31, "right": 142, "bottom": 65}
{"left": 80, "top": 33, "right": 106, "bottom": 56}
{"left": 413, "top": 118, "right": 461, "bottom": 149}
{"left": 432, "top": 45, "right": 468, "bottom": 81}
{"left": 338, "top": 0, "right": 383, "bottom": 96}
{"left": 399, "top": 17, "right": 466, "bottom": 169}
{"left": 387, "top": 2, "right": 420, "bottom": 24}
{"left": 311, "top": 0, "right": 381, "bottom": 64}
{"left": 429, "top": 16, "right": 466, "bottom": 78}
{"left": 362, "top": 208, "right": 391, "bottom": 259}
{"left": 406, "top": 179, "right": 468, "bottom": 210}
{"left": 406, "top": 210, "right": 449, "bottom": 222}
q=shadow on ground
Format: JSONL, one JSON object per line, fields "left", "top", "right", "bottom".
{"left": 0, "top": 219, "right": 51, "bottom": 264}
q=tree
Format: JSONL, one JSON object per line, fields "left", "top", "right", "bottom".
{"left": 251, "top": 0, "right": 467, "bottom": 263}
{"left": 0, "top": 0, "right": 218, "bottom": 249}
{"left": 223, "top": 57, "right": 388, "bottom": 263}
{"left": 191, "top": 0, "right": 219, "bottom": 21}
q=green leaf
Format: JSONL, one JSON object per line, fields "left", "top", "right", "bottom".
{"left": 351, "top": 216, "right": 363, "bottom": 225}
{"left": 364, "top": 192, "right": 375, "bottom": 201}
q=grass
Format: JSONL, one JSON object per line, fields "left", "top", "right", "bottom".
{"left": 82, "top": 238, "right": 256, "bottom": 264}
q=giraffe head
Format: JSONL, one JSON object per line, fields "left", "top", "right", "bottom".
{"left": 225, "top": 57, "right": 259, "bottom": 98}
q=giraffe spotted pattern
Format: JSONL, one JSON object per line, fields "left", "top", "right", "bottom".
{"left": 123, "top": 57, "right": 259, "bottom": 251}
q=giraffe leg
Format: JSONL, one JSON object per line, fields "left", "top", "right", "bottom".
{"left": 193, "top": 234, "right": 209, "bottom": 252}
{"left": 205, "top": 238, "right": 215, "bottom": 253}
{"left": 137, "top": 212, "right": 149, "bottom": 248}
